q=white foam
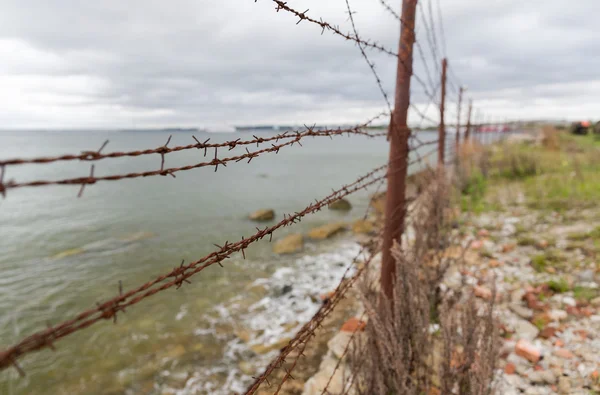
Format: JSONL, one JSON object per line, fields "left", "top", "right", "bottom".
{"left": 178, "top": 240, "right": 364, "bottom": 394}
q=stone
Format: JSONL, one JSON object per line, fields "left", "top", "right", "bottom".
{"left": 528, "top": 371, "right": 544, "bottom": 384}
{"left": 515, "top": 339, "right": 541, "bottom": 363}
{"left": 239, "top": 361, "right": 255, "bottom": 375}
{"left": 471, "top": 240, "right": 483, "bottom": 249}
{"left": 505, "top": 362, "right": 516, "bottom": 374}
{"left": 548, "top": 309, "right": 568, "bottom": 321}
{"left": 273, "top": 234, "right": 304, "bottom": 254}
{"left": 327, "top": 331, "right": 354, "bottom": 360}
{"left": 370, "top": 192, "right": 386, "bottom": 215}
{"left": 165, "top": 344, "right": 186, "bottom": 359}
{"left": 540, "top": 370, "right": 557, "bottom": 385}
{"left": 351, "top": 219, "right": 375, "bottom": 235}
{"left": 328, "top": 198, "right": 352, "bottom": 211}
{"left": 539, "top": 327, "right": 558, "bottom": 339}
{"left": 489, "top": 259, "right": 504, "bottom": 267}
{"left": 512, "top": 289, "right": 526, "bottom": 304}
{"left": 235, "top": 329, "right": 251, "bottom": 343}
{"left": 558, "top": 377, "right": 571, "bottom": 394}
{"left": 591, "top": 297, "right": 600, "bottom": 307}
{"left": 562, "top": 296, "right": 576, "bottom": 307}
{"left": 280, "top": 284, "right": 293, "bottom": 295}
{"left": 340, "top": 317, "right": 366, "bottom": 333}
{"left": 513, "top": 319, "right": 539, "bottom": 341}
{"left": 553, "top": 348, "right": 574, "bottom": 359}
{"left": 578, "top": 269, "right": 595, "bottom": 283}
{"left": 250, "top": 337, "right": 291, "bottom": 355}
{"left": 474, "top": 285, "right": 492, "bottom": 300}
{"left": 478, "top": 229, "right": 490, "bottom": 237}
{"left": 302, "top": 356, "right": 345, "bottom": 395}
{"left": 249, "top": 209, "right": 275, "bottom": 221}
{"left": 307, "top": 223, "right": 347, "bottom": 240}
{"left": 510, "top": 304, "right": 534, "bottom": 320}
{"left": 502, "top": 243, "right": 517, "bottom": 253}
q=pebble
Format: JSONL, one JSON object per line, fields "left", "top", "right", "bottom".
{"left": 548, "top": 309, "right": 568, "bottom": 321}
{"left": 557, "top": 377, "right": 571, "bottom": 394}
{"left": 553, "top": 348, "right": 575, "bottom": 359}
{"left": 578, "top": 269, "right": 595, "bottom": 283}
{"left": 510, "top": 304, "right": 534, "bottom": 320}
{"left": 513, "top": 319, "right": 540, "bottom": 341}
{"left": 562, "top": 296, "right": 576, "bottom": 307}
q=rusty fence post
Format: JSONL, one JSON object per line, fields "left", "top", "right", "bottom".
{"left": 456, "top": 86, "right": 463, "bottom": 152}
{"left": 437, "top": 58, "right": 447, "bottom": 166}
{"left": 380, "top": 0, "right": 419, "bottom": 301}
{"left": 465, "top": 99, "right": 472, "bottom": 142}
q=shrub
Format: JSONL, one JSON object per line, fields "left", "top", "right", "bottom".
{"left": 352, "top": 172, "right": 498, "bottom": 395}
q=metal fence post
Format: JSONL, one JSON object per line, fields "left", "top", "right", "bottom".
{"left": 465, "top": 99, "right": 472, "bottom": 142}
{"left": 380, "top": 0, "right": 418, "bottom": 301}
{"left": 456, "top": 86, "right": 463, "bottom": 151}
{"left": 438, "top": 58, "right": 447, "bottom": 166}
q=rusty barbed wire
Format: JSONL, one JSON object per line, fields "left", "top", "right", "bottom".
{"left": 0, "top": 163, "right": 388, "bottom": 374}
{"left": 246, "top": 149, "right": 439, "bottom": 394}
{"left": 0, "top": 113, "right": 388, "bottom": 168}
{"left": 376, "top": 0, "right": 438, "bottom": 96}
{"left": 0, "top": 125, "right": 388, "bottom": 195}
{"left": 318, "top": 311, "right": 367, "bottom": 395}
{"left": 344, "top": 0, "right": 391, "bottom": 113}
{"left": 262, "top": 0, "right": 437, "bottom": 102}
{"left": 418, "top": 0, "right": 441, "bottom": 77}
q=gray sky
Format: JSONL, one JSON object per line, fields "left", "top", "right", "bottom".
{"left": 0, "top": 0, "right": 598, "bottom": 130}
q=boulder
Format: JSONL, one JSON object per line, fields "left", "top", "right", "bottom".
{"left": 370, "top": 192, "right": 386, "bottom": 215}
{"left": 250, "top": 337, "right": 291, "bottom": 355}
{"left": 328, "top": 198, "right": 352, "bottom": 211}
{"left": 273, "top": 234, "right": 303, "bottom": 254}
{"left": 308, "top": 223, "right": 347, "bottom": 240}
{"left": 352, "top": 219, "right": 375, "bottom": 235}
{"left": 249, "top": 209, "right": 275, "bottom": 222}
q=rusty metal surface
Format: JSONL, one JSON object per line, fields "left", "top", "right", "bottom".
{"left": 438, "top": 58, "right": 447, "bottom": 166}
{"left": 381, "top": 0, "right": 418, "bottom": 301}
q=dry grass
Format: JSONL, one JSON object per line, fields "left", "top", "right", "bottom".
{"left": 351, "top": 170, "right": 499, "bottom": 394}
{"left": 541, "top": 125, "right": 560, "bottom": 151}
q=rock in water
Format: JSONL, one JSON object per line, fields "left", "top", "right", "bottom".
{"left": 370, "top": 192, "right": 386, "bottom": 215}
{"left": 248, "top": 209, "right": 275, "bottom": 222}
{"left": 328, "top": 198, "right": 352, "bottom": 211}
{"left": 308, "top": 223, "right": 347, "bottom": 240}
{"left": 352, "top": 219, "right": 375, "bottom": 235}
{"left": 273, "top": 234, "right": 304, "bottom": 254}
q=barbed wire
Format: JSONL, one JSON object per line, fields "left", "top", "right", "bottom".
{"left": 417, "top": 0, "right": 441, "bottom": 77}
{"left": 246, "top": 147, "right": 440, "bottom": 393}
{"left": 0, "top": 113, "right": 388, "bottom": 168}
{"left": 0, "top": 124, "right": 388, "bottom": 196}
{"left": 375, "top": 0, "right": 437, "bottom": 96}
{"left": 262, "top": 0, "right": 437, "bottom": 102}
{"left": 318, "top": 311, "right": 367, "bottom": 395}
{"left": 344, "top": 0, "right": 392, "bottom": 113}
{"left": 435, "top": 0, "right": 447, "bottom": 58}
{"left": 0, "top": 163, "right": 388, "bottom": 374}
{"left": 426, "top": 0, "right": 442, "bottom": 68}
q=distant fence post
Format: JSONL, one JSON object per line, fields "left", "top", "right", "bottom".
{"left": 456, "top": 86, "right": 463, "bottom": 152}
{"left": 438, "top": 58, "right": 447, "bottom": 166}
{"left": 380, "top": 0, "right": 418, "bottom": 301}
{"left": 465, "top": 99, "right": 472, "bottom": 142}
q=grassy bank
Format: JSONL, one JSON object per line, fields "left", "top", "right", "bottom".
{"left": 457, "top": 127, "right": 600, "bottom": 214}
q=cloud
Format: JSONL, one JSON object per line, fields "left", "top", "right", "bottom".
{"left": 0, "top": 0, "right": 598, "bottom": 128}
